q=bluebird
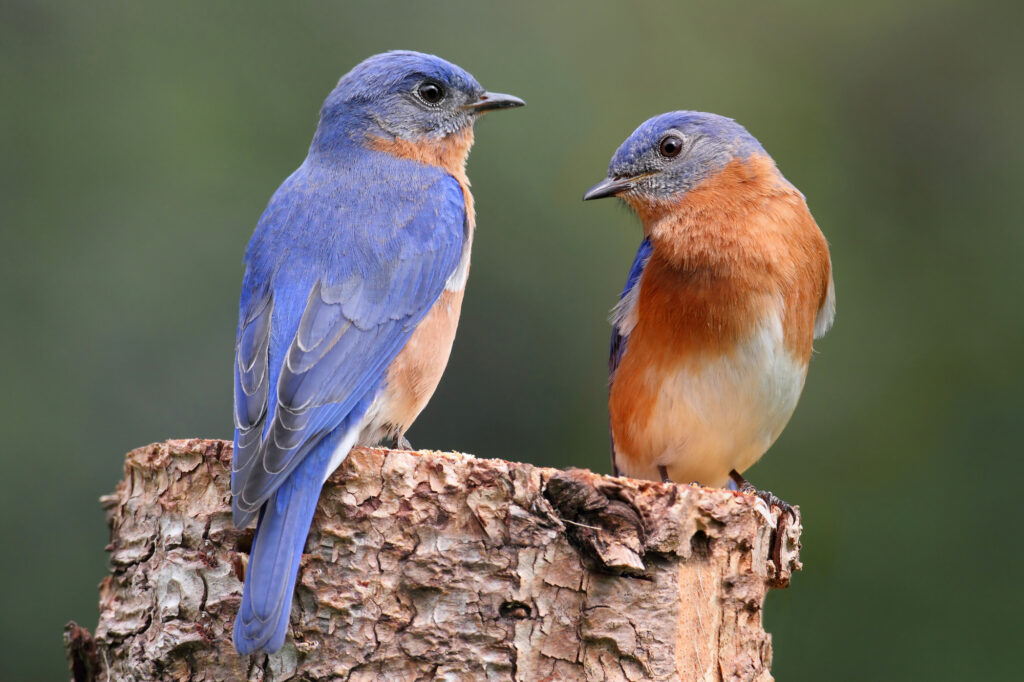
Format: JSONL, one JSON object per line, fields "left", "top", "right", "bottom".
{"left": 230, "top": 51, "right": 523, "bottom": 654}
{"left": 584, "top": 111, "right": 834, "bottom": 499}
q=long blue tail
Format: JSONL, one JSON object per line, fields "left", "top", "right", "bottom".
{"left": 233, "top": 447, "right": 331, "bottom": 655}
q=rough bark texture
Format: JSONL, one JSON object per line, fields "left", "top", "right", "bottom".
{"left": 65, "top": 439, "right": 801, "bottom": 682}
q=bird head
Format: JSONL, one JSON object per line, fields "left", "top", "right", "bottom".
{"left": 313, "top": 51, "right": 524, "bottom": 152}
{"left": 583, "top": 111, "right": 765, "bottom": 205}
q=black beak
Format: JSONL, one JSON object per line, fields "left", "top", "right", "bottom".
{"left": 465, "top": 91, "right": 526, "bottom": 114}
{"left": 582, "top": 175, "right": 637, "bottom": 201}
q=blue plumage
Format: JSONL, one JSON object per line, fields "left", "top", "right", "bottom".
{"left": 230, "top": 51, "right": 522, "bottom": 655}
{"left": 609, "top": 237, "right": 652, "bottom": 379}
{"left": 235, "top": 424, "right": 349, "bottom": 654}
{"left": 608, "top": 111, "right": 764, "bottom": 173}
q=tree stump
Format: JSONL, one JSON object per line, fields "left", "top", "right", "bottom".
{"left": 64, "top": 439, "right": 801, "bottom": 681}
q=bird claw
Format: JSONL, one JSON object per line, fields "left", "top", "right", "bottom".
{"left": 728, "top": 470, "right": 795, "bottom": 518}
{"left": 729, "top": 470, "right": 798, "bottom": 581}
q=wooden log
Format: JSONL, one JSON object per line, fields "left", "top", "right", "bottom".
{"left": 64, "top": 438, "right": 801, "bottom": 681}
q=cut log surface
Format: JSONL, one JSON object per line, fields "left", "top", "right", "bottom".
{"left": 65, "top": 439, "right": 801, "bottom": 682}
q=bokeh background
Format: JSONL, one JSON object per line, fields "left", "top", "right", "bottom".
{"left": 3, "top": 1, "right": 1022, "bottom": 679}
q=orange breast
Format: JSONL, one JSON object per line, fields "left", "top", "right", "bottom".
{"left": 382, "top": 288, "right": 466, "bottom": 431}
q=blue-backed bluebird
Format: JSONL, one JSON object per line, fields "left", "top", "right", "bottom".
{"left": 584, "top": 112, "right": 834, "bottom": 493}
{"left": 231, "top": 51, "right": 523, "bottom": 655}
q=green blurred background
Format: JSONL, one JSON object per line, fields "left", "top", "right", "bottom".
{"left": 3, "top": 1, "right": 1022, "bottom": 679}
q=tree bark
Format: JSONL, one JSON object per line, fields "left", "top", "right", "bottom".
{"left": 65, "top": 439, "right": 801, "bottom": 682}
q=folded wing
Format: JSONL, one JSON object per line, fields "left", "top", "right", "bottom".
{"left": 232, "top": 165, "right": 466, "bottom": 527}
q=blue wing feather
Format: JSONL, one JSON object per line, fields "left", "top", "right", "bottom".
{"left": 232, "top": 149, "right": 466, "bottom": 527}
{"left": 609, "top": 238, "right": 652, "bottom": 378}
{"left": 608, "top": 238, "right": 652, "bottom": 472}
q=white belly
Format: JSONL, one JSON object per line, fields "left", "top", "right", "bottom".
{"left": 619, "top": 311, "right": 807, "bottom": 487}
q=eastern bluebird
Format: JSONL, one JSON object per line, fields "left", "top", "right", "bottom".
{"left": 231, "top": 51, "right": 523, "bottom": 655}
{"left": 584, "top": 111, "right": 834, "bottom": 496}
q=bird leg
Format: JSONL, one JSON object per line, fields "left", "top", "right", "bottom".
{"left": 658, "top": 465, "right": 671, "bottom": 483}
{"left": 379, "top": 432, "right": 413, "bottom": 450}
{"left": 729, "top": 469, "right": 797, "bottom": 583}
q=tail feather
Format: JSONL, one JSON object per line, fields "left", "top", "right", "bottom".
{"left": 233, "top": 452, "right": 328, "bottom": 655}
{"left": 232, "top": 393, "right": 371, "bottom": 655}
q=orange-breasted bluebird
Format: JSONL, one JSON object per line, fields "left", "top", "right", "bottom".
{"left": 231, "top": 51, "right": 523, "bottom": 654}
{"left": 584, "top": 111, "right": 834, "bottom": 493}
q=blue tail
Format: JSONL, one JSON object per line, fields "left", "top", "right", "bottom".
{"left": 233, "top": 446, "right": 332, "bottom": 655}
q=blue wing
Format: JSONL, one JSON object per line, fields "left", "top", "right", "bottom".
{"left": 232, "top": 151, "right": 466, "bottom": 528}
{"left": 609, "top": 238, "right": 652, "bottom": 379}
{"left": 608, "top": 238, "right": 652, "bottom": 472}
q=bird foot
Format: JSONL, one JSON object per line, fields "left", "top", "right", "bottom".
{"left": 379, "top": 434, "right": 413, "bottom": 450}
{"left": 729, "top": 470, "right": 795, "bottom": 517}
{"left": 729, "top": 469, "right": 798, "bottom": 583}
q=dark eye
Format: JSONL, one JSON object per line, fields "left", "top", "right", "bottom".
{"left": 659, "top": 135, "right": 683, "bottom": 158}
{"left": 417, "top": 81, "right": 445, "bottom": 105}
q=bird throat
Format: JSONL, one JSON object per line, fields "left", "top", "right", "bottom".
{"left": 368, "top": 127, "right": 475, "bottom": 190}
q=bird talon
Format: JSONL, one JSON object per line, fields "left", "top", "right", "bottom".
{"left": 729, "top": 469, "right": 794, "bottom": 516}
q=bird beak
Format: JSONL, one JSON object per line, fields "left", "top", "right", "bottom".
{"left": 582, "top": 175, "right": 639, "bottom": 201}
{"left": 464, "top": 91, "right": 526, "bottom": 114}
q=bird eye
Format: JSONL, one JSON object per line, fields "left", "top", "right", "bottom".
{"left": 659, "top": 135, "right": 683, "bottom": 158}
{"left": 417, "top": 81, "right": 445, "bottom": 105}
